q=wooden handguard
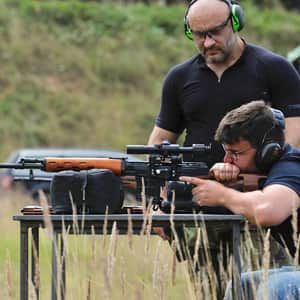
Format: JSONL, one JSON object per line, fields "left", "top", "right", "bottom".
{"left": 44, "top": 157, "right": 123, "bottom": 175}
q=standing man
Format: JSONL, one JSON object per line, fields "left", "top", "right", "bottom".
{"left": 148, "top": 0, "right": 300, "bottom": 166}
{"left": 180, "top": 100, "right": 300, "bottom": 299}
{"left": 149, "top": 1, "right": 300, "bottom": 294}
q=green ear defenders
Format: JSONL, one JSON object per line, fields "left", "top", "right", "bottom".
{"left": 255, "top": 108, "right": 285, "bottom": 172}
{"left": 184, "top": 0, "right": 245, "bottom": 41}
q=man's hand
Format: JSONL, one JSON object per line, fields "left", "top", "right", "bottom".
{"left": 179, "top": 176, "right": 227, "bottom": 207}
{"left": 209, "top": 163, "right": 240, "bottom": 182}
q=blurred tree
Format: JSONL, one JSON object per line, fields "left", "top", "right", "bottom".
{"left": 252, "top": 0, "right": 300, "bottom": 10}
{"left": 280, "top": 0, "right": 300, "bottom": 10}
{"left": 79, "top": 0, "right": 189, "bottom": 4}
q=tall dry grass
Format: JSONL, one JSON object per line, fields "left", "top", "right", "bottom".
{"left": 0, "top": 190, "right": 299, "bottom": 299}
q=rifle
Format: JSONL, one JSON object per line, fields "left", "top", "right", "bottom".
{"left": 0, "top": 141, "right": 211, "bottom": 210}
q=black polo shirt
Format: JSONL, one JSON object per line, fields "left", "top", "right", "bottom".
{"left": 156, "top": 43, "right": 300, "bottom": 166}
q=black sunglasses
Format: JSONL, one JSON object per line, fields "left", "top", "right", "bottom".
{"left": 188, "top": 15, "right": 231, "bottom": 41}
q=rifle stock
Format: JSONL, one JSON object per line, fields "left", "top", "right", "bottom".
{"left": 200, "top": 173, "right": 266, "bottom": 191}
{"left": 232, "top": 173, "right": 267, "bottom": 191}
{"left": 120, "top": 173, "right": 267, "bottom": 195}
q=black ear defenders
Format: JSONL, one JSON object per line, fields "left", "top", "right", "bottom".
{"left": 255, "top": 108, "right": 285, "bottom": 172}
{"left": 184, "top": 0, "right": 245, "bottom": 41}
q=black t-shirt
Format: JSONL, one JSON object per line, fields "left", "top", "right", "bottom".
{"left": 263, "top": 144, "right": 300, "bottom": 260}
{"left": 156, "top": 43, "right": 300, "bottom": 166}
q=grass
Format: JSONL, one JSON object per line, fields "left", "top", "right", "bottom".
{"left": 0, "top": 190, "right": 298, "bottom": 299}
{"left": 0, "top": 193, "right": 195, "bottom": 299}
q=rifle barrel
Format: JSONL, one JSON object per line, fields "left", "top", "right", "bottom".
{"left": 0, "top": 163, "right": 44, "bottom": 169}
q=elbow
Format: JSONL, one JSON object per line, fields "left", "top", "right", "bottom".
{"left": 253, "top": 209, "right": 271, "bottom": 226}
{"left": 252, "top": 205, "right": 283, "bottom": 226}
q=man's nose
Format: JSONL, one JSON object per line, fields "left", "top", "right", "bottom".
{"left": 203, "top": 34, "right": 215, "bottom": 48}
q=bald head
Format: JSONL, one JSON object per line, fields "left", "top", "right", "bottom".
{"left": 187, "top": 0, "right": 231, "bottom": 31}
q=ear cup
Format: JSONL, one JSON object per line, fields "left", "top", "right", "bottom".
{"left": 184, "top": 16, "right": 194, "bottom": 40}
{"left": 272, "top": 108, "right": 285, "bottom": 130}
{"left": 184, "top": 0, "right": 198, "bottom": 40}
{"left": 255, "top": 142, "right": 282, "bottom": 172}
{"left": 231, "top": 4, "right": 245, "bottom": 32}
{"left": 255, "top": 108, "right": 285, "bottom": 172}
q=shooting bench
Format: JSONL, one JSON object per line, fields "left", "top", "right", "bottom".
{"left": 13, "top": 211, "right": 245, "bottom": 300}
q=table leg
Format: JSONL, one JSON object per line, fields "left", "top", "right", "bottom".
{"left": 51, "top": 231, "right": 58, "bottom": 300}
{"left": 31, "top": 226, "right": 39, "bottom": 300}
{"left": 232, "top": 222, "right": 242, "bottom": 300}
{"left": 60, "top": 234, "right": 66, "bottom": 300}
{"left": 20, "top": 222, "right": 29, "bottom": 300}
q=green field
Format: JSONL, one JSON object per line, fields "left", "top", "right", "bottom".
{"left": 0, "top": 1, "right": 299, "bottom": 159}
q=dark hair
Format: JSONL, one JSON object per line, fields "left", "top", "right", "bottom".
{"left": 215, "top": 100, "right": 285, "bottom": 149}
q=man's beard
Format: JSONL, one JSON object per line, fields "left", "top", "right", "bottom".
{"left": 202, "top": 46, "right": 230, "bottom": 64}
{"left": 200, "top": 35, "right": 236, "bottom": 64}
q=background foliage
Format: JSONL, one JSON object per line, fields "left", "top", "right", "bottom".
{"left": 0, "top": 0, "right": 299, "bottom": 160}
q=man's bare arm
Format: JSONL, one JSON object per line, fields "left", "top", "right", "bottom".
{"left": 147, "top": 126, "right": 180, "bottom": 145}
{"left": 285, "top": 117, "right": 300, "bottom": 148}
{"left": 180, "top": 176, "right": 300, "bottom": 226}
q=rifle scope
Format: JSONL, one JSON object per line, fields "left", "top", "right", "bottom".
{"left": 126, "top": 142, "right": 211, "bottom": 155}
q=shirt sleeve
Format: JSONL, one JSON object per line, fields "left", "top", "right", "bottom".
{"left": 263, "top": 160, "right": 300, "bottom": 196}
{"left": 266, "top": 55, "right": 300, "bottom": 117}
{"left": 155, "top": 66, "right": 186, "bottom": 134}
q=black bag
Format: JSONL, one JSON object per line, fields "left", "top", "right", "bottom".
{"left": 50, "top": 169, "right": 124, "bottom": 214}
